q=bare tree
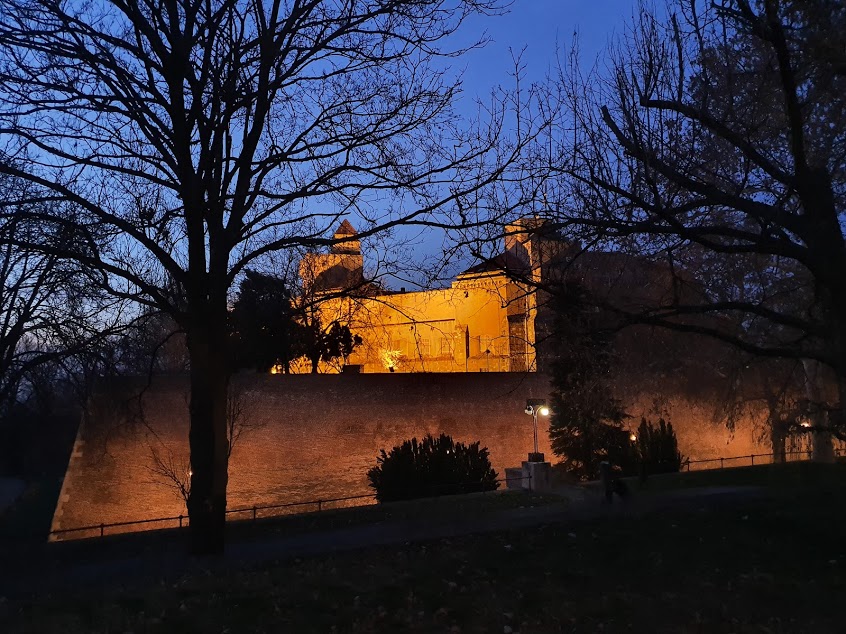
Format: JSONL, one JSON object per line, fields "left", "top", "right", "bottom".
{"left": 148, "top": 443, "right": 193, "bottom": 505}
{"left": 0, "top": 172, "right": 122, "bottom": 418}
{"left": 532, "top": 0, "right": 846, "bottom": 454}
{"left": 149, "top": 381, "right": 261, "bottom": 506}
{"left": 0, "top": 0, "right": 542, "bottom": 551}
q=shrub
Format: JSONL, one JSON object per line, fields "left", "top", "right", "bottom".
{"left": 551, "top": 413, "right": 638, "bottom": 480}
{"left": 635, "top": 417, "right": 685, "bottom": 475}
{"left": 367, "top": 433, "right": 499, "bottom": 502}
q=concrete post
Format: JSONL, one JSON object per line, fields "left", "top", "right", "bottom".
{"left": 522, "top": 455, "right": 552, "bottom": 493}
{"left": 528, "top": 461, "right": 551, "bottom": 492}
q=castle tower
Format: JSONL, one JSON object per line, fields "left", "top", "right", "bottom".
{"left": 501, "top": 218, "right": 544, "bottom": 372}
{"left": 300, "top": 220, "right": 364, "bottom": 292}
{"left": 504, "top": 217, "right": 555, "bottom": 285}
{"left": 332, "top": 219, "right": 361, "bottom": 255}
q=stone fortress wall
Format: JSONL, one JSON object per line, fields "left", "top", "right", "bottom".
{"left": 52, "top": 372, "right": 770, "bottom": 538}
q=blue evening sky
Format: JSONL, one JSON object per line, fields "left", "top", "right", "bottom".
{"left": 382, "top": 1, "right": 642, "bottom": 288}
{"left": 457, "top": 0, "right": 640, "bottom": 101}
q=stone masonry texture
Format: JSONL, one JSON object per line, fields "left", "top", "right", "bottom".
{"left": 54, "top": 373, "right": 552, "bottom": 536}
{"left": 53, "top": 371, "right": 771, "bottom": 538}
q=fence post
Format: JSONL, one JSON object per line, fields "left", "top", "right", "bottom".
{"left": 720, "top": 457, "right": 724, "bottom": 469}
{"left": 178, "top": 515, "right": 183, "bottom": 528}
{"left": 687, "top": 462, "right": 691, "bottom": 472}
{"left": 751, "top": 454, "right": 754, "bottom": 466}
{"left": 100, "top": 523, "right": 105, "bottom": 537}
{"left": 318, "top": 500, "right": 322, "bottom": 512}
{"left": 252, "top": 506, "right": 257, "bottom": 521}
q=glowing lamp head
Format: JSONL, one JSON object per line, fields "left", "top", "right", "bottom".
{"left": 525, "top": 399, "right": 548, "bottom": 416}
{"left": 629, "top": 433, "right": 637, "bottom": 442}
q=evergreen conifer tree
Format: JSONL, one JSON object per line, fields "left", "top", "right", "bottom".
{"left": 547, "top": 282, "right": 634, "bottom": 480}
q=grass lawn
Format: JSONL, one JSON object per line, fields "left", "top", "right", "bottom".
{"left": 5, "top": 470, "right": 846, "bottom": 633}
{"left": 24, "top": 489, "right": 564, "bottom": 565}
{"left": 226, "top": 488, "right": 567, "bottom": 542}
{"left": 629, "top": 460, "right": 846, "bottom": 493}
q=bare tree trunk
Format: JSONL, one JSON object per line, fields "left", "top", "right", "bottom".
{"left": 769, "top": 412, "right": 787, "bottom": 464}
{"left": 803, "top": 359, "right": 835, "bottom": 463}
{"left": 837, "top": 372, "right": 846, "bottom": 458}
{"left": 186, "top": 314, "right": 230, "bottom": 554}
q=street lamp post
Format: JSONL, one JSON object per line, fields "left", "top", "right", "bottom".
{"left": 524, "top": 398, "right": 549, "bottom": 462}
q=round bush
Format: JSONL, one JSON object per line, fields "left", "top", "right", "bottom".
{"left": 367, "top": 433, "right": 499, "bottom": 502}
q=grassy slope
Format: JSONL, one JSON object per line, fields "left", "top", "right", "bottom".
{"left": 631, "top": 460, "right": 846, "bottom": 492}
{"left": 5, "top": 465, "right": 846, "bottom": 633}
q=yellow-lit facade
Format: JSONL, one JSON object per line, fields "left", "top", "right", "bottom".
{"left": 292, "top": 219, "right": 554, "bottom": 374}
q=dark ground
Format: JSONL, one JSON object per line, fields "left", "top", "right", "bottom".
{"left": 2, "top": 463, "right": 845, "bottom": 633}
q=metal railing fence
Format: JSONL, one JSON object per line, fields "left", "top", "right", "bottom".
{"left": 49, "top": 474, "right": 531, "bottom": 541}
{"left": 683, "top": 447, "right": 844, "bottom": 471}
{"left": 48, "top": 448, "right": 845, "bottom": 541}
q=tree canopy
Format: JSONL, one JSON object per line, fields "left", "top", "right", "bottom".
{"left": 0, "top": 0, "right": 539, "bottom": 553}
{"left": 546, "top": 281, "right": 633, "bottom": 480}
{"left": 529, "top": 0, "right": 846, "bottom": 450}
{"left": 231, "top": 269, "right": 300, "bottom": 373}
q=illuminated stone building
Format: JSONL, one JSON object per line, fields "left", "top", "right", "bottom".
{"left": 294, "top": 219, "right": 563, "bottom": 373}
{"left": 52, "top": 223, "right": 817, "bottom": 538}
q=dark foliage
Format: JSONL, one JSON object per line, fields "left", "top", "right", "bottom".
{"left": 549, "top": 0, "right": 846, "bottom": 444}
{"left": 301, "top": 319, "right": 363, "bottom": 373}
{"left": 0, "top": 0, "right": 526, "bottom": 553}
{"left": 367, "top": 433, "right": 499, "bottom": 502}
{"left": 635, "top": 417, "right": 685, "bottom": 476}
{"left": 231, "top": 270, "right": 302, "bottom": 373}
{"left": 231, "top": 270, "right": 364, "bottom": 374}
{"left": 547, "top": 281, "right": 633, "bottom": 480}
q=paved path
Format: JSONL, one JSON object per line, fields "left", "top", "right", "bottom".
{"left": 0, "top": 485, "right": 767, "bottom": 600}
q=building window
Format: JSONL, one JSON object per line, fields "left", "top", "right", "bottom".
{"left": 439, "top": 337, "right": 451, "bottom": 355}
{"left": 418, "top": 338, "right": 431, "bottom": 357}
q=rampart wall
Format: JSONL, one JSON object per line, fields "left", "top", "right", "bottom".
{"left": 52, "top": 372, "right": 768, "bottom": 536}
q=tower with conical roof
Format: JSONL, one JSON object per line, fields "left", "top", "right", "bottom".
{"left": 299, "top": 220, "right": 364, "bottom": 292}
{"left": 332, "top": 219, "right": 361, "bottom": 255}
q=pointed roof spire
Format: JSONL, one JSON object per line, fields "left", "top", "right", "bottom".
{"left": 335, "top": 219, "right": 357, "bottom": 236}
{"left": 331, "top": 219, "right": 361, "bottom": 255}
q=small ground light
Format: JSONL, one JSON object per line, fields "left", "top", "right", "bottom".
{"left": 630, "top": 432, "right": 637, "bottom": 442}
